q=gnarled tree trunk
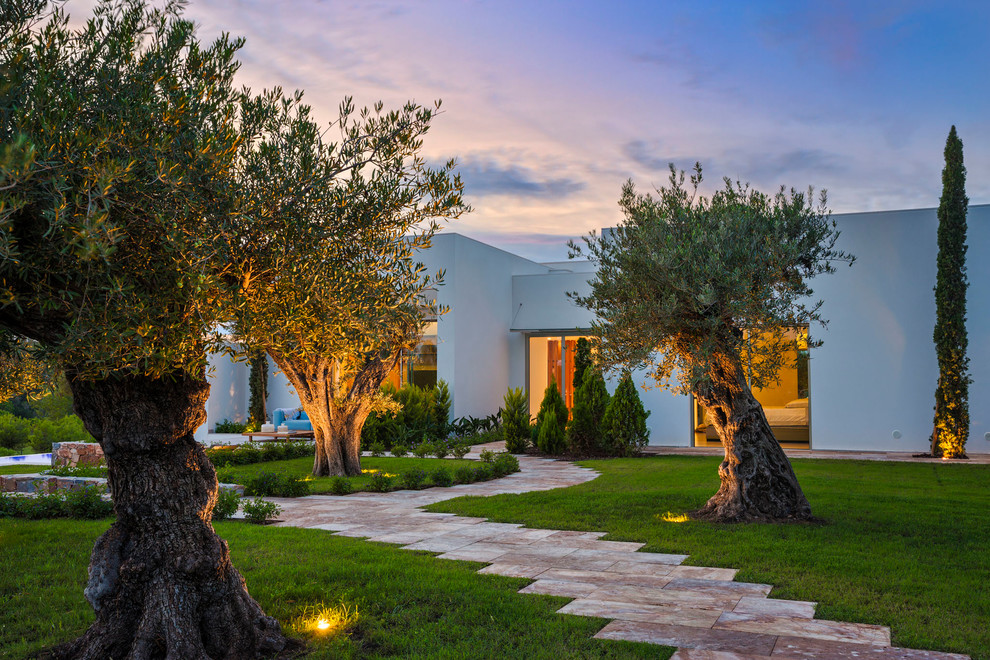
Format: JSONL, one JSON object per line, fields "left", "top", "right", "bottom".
{"left": 692, "top": 354, "right": 812, "bottom": 523}
{"left": 270, "top": 351, "right": 399, "bottom": 477}
{"left": 54, "top": 370, "right": 288, "bottom": 660}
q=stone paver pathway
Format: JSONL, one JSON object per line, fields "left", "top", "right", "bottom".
{"left": 264, "top": 443, "right": 968, "bottom": 659}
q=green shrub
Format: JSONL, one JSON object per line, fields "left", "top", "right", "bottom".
{"left": 214, "top": 419, "right": 249, "bottom": 433}
{"left": 0, "top": 412, "right": 31, "bottom": 450}
{"left": 391, "top": 443, "right": 409, "bottom": 458}
{"left": 450, "top": 443, "right": 470, "bottom": 459}
{"left": 430, "top": 466, "right": 453, "bottom": 487}
{"left": 472, "top": 464, "right": 493, "bottom": 481}
{"left": 433, "top": 379, "right": 451, "bottom": 440}
{"left": 64, "top": 486, "right": 114, "bottom": 519}
{"left": 412, "top": 442, "right": 434, "bottom": 459}
{"left": 567, "top": 368, "right": 611, "bottom": 455}
{"left": 534, "top": 380, "right": 568, "bottom": 455}
{"left": 368, "top": 471, "right": 394, "bottom": 492}
{"left": 492, "top": 452, "right": 520, "bottom": 477}
{"left": 502, "top": 387, "right": 530, "bottom": 454}
{"left": 0, "top": 487, "right": 113, "bottom": 520}
{"left": 29, "top": 415, "right": 93, "bottom": 453}
{"left": 601, "top": 371, "right": 650, "bottom": 456}
{"left": 454, "top": 466, "right": 475, "bottom": 484}
{"left": 370, "top": 441, "right": 386, "bottom": 457}
{"left": 479, "top": 449, "right": 496, "bottom": 464}
{"left": 399, "top": 468, "right": 427, "bottom": 490}
{"left": 212, "top": 489, "right": 241, "bottom": 521}
{"left": 243, "top": 471, "right": 309, "bottom": 498}
{"left": 242, "top": 497, "right": 281, "bottom": 524}
{"left": 328, "top": 476, "right": 354, "bottom": 495}
{"left": 206, "top": 440, "right": 312, "bottom": 469}
{"left": 433, "top": 442, "right": 450, "bottom": 460}
{"left": 259, "top": 442, "right": 287, "bottom": 462}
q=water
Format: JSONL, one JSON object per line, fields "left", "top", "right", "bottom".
{"left": 0, "top": 452, "right": 52, "bottom": 466}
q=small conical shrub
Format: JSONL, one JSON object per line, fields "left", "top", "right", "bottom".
{"left": 502, "top": 387, "right": 530, "bottom": 453}
{"left": 572, "top": 337, "right": 593, "bottom": 390}
{"left": 535, "top": 379, "right": 568, "bottom": 454}
{"left": 567, "top": 368, "right": 610, "bottom": 455}
{"left": 601, "top": 371, "right": 650, "bottom": 456}
{"left": 432, "top": 379, "right": 452, "bottom": 440}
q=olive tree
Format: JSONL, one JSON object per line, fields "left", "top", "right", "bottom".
{"left": 232, "top": 92, "right": 466, "bottom": 476}
{"left": 1, "top": 2, "right": 288, "bottom": 656}
{"left": 571, "top": 165, "right": 853, "bottom": 522}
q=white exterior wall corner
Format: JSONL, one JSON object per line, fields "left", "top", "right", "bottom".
{"left": 423, "top": 233, "right": 550, "bottom": 420}
{"left": 810, "top": 204, "right": 990, "bottom": 453}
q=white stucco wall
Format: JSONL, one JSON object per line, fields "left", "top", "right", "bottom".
{"left": 811, "top": 204, "right": 990, "bottom": 452}
{"left": 422, "top": 233, "right": 550, "bottom": 420}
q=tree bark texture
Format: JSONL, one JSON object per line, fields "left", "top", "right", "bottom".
{"left": 269, "top": 351, "right": 400, "bottom": 477}
{"left": 692, "top": 354, "right": 812, "bottom": 523}
{"left": 54, "top": 370, "right": 288, "bottom": 660}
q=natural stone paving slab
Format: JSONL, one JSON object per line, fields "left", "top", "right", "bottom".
{"left": 770, "top": 635, "right": 970, "bottom": 658}
{"left": 733, "top": 596, "right": 816, "bottom": 619}
{"left": 597, "top": 620, "right": 777, "bottom": 655}
{"left": 560, "top": 598, "right": 725, "bottom": 629}
{"left": 267, "top": 442, "right": 967, "bottom": 659}
{"left": 714, "top": 611, "right": 891, "bottom": 646}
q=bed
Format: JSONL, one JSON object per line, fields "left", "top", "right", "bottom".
{"left": 701, "top": 398, "right": 809, "bottom": 444}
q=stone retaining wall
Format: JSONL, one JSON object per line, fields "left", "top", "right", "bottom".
{"left": 52, "top": 442, "right": 104, "bottom": 468}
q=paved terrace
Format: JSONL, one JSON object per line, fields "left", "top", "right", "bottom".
{"left": 264, "top": 443, "right": 969, "bottom": 659}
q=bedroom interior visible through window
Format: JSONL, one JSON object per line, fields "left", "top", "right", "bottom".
{"left": 692, "top": 327, "right": 810, "bottom": 448}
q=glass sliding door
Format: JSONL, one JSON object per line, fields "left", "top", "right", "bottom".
{"left": 527, "top": 334, "right": 590, "bottom": 420}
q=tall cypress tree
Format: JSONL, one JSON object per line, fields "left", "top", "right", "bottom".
{"left": 931, "top": 126, "right": 970, "bottom": 458}
{"left": 248, "top": 349, "right": 269, "bottom": 428}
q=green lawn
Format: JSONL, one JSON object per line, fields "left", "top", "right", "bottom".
{"left": 0, "top": 519, "right": 670, "bottom": 659}
{"left": 217, "top": 456, "right": 480, "bottom": 493}
{"left": 427, "top": 455, "right": 990, "bottom": 659}
{"left": 0, "top": 465, "right": 48, "bottom": 476}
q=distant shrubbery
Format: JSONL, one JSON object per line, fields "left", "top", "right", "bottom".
{"left": 243, "top": 471, "right": 310, "bottom": 498}
{"left": 214, "top": 419, "right": 250, "bottom": 434}
{"left": 0, "top": 412, "right": 92, "bottom": 453}
{"left": 206, "top": 440, "right": 313, "bottom": 468}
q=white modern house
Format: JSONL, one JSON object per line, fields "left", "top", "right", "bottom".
{"left": 199, "top": 204, "right": 990, "bottom": 454}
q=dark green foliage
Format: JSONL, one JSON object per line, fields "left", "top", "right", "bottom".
{"left": 454, "top": 465, "right": 476, "bottom": 484}
{"left": 473, "top": 464, "right": 493, "bottom": 481}
{"left": 215, "top": 419, "right": 249, "bottom": 434}
{"left": 433, "top": 441, "right": 450, "bottom": 459}
{"left": 212, "top": 489, "right": 241, "bottom": 521}
{"left": 572, "top": 338, "right": 593, "bottom": 389}
{"left": 431, "top": 466, "right": 454, "bottom": 487}
{"left": 502, "top": 387, "right": 530, "bottom": 454}
{"left": 243, "top": 472, "right": 310, "bottom": 498}
{"left": 450, "top": 443, "right": 470, "bottom": 459}
{"left": 534, "top": 380, "right": 568, "bottom": 455}
{"left": 247, "top": 350, "right": 269, "bottom": 429}
{"left": 567, "top": 368, "right": 611, "bottom": 455}
{"left": 328, "top": 476, "right": 354, "bottom": 495}
{"left": 390, "top": 443, "right": 409, "bottom": 458}
{"left": 492, "top": 452, "right": 520, "bottom": 477}
{"left": 450, "top": 413, "right": 502, "bottom": 437}
{"left": 362, "top": 384, "right": 441, "bottom": 449}
{"left": 370, "top": 442, "right": 387, "bottom": 457}
{"left": 0, "top": 412, "right": 92, "bottom": 451}
{"left": 242, "top": 497, "right": 281, "bottom": 524}
{"left": 932, "top": 126, "right": 970, "bottom": 459}
{"left": 368, "top": 472, "right": 394, "bottom": 492}
{"left": 433, "top": 379, "right": 452, "bottom": 440}
{"left": 413, "top": 442, "right": 434, "bottom": 459}
{"left": 0, "top": 486, "right": 113, "bottom": 520}
{"left": 601, "top": 372, "right": 651, "bottom": 456}
{"left": 399, "top": 468, "right": 427, "bottom": 490}
{"left": 205, "top": 440, "right": 312, "bottom": 468}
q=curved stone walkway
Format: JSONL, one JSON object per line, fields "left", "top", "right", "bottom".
{"left": 264, "top": 443, "right": 968, "bottom": 660}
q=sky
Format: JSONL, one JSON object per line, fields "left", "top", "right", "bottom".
{"left": 67, "top": 1, "right": 990, "bottom": 261}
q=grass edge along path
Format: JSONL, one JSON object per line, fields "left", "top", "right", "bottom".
{"left": 425, "top": 454, "right": 990, "bottom": 660}
{"left": 0, "top": 518, "right": 672, "bottom": 659}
